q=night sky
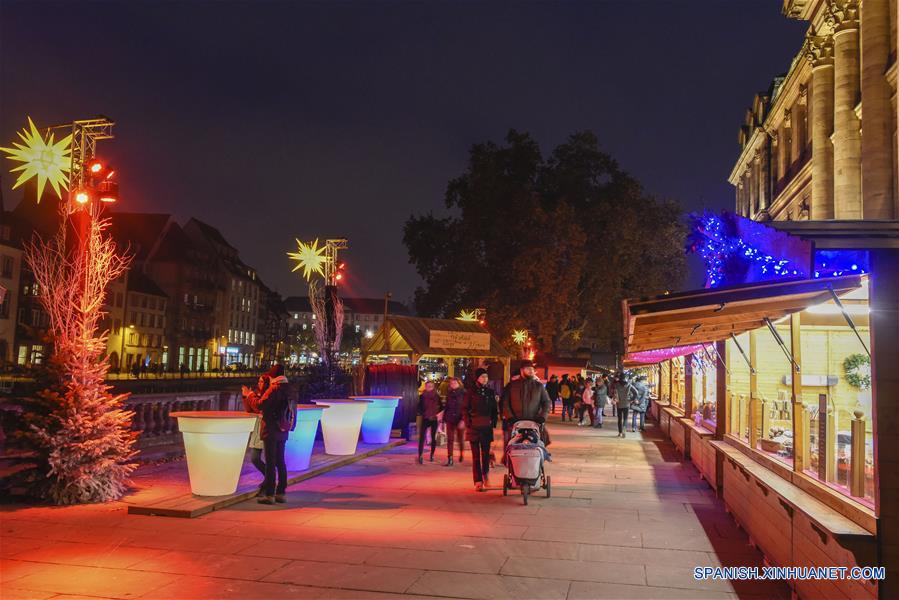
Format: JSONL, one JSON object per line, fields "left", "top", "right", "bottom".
{"left": 1, "top": 1, "right": 807, "bottom": 304}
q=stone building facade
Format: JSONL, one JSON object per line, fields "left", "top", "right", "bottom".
{"left": 731, "top": 0, "right": 898, "bottom": 223}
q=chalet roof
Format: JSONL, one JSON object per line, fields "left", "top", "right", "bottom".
{"left": 622, "top": 275, "right": 863, "bottom": 356}
{"left": 363, "top": 315, "right": 512, "bottom": 359}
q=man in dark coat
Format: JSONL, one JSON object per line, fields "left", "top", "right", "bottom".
{"left": 545, "top": 374, "right": 560, "bottom": 414}
{"left": 463, "top": 368, "right": 499, "bottom": 491}
{"left": 500, "top": 360, "right": 552, "bottom": 448}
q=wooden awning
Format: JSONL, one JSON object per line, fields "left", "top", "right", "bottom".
{"left": 363, "top": 315, "right": 512, "bottom": 359}
{"left": 623, "top": 275, "right": 863, "bottom": 355}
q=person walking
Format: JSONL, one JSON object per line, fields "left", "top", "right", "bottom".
{"left": 545, "top": 374, "right": 560, "bottom": 414}
{"left": 463, "top": 368, "right": 499, "bottom": 491}
{"left": 443, "top": 377, "right": 466, "bottom": 466}
{"left": 417, "top": 380, "right": 443, "bottom": 464}
{"left": 580, "top": 378, "right": 596, "bottom": 426}
{"left": 241, "top": 375, "right": 271, "bottom": 485}
{"left": 615, "top": 373, "right": 632, "bottom": 438}
{"left": 630, "top": 378, "right": 649, "bottom": 432}
{"left": 559, "top": 374, "right": 574, "bottom": 422}
{"left": 500, "top": 360, "right": 552, "bottom": 448}
{"left": 593, "top": 375, "right": 609, "bottom": 428}
{"left": 252, "top": 364, "right": 291, "bottom": 504}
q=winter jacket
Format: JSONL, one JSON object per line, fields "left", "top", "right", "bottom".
{"left": 630, "top": 382, "right": 650, "bottom": 413}
{"left": 443, "top": 387, "right": 465, "bottom": 425}
{"left": 500, "top": 376, "right": 551, "bottom": 426}
{"left": 242, "top": 390, "right": 265, "bottom": 450}
{"left": 254, "top": 375, "right": 291, "bottom": 441}
{"left": 582, "top": 386, "right": 594, "bottom": 406}
{"left": 594, "top": 382, "right": 609, "bottom": 408}
{"left": 418, "top": 390, "right": 443, "bottom": 420}
{"left": 463, "top": 384, "right": 498, "bottom": 440}
{"left": 614, "top": 381, "right": 630, "bottom": 408}
{"left": 545, "top": 380, "right": 560, "bottom": 399}
{"left": 559, "top": 380, "right": 573, "bottom": 400}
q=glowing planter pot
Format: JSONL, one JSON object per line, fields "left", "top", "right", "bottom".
{"left": 312, "top": 399, "right": 369, "bottom": 456}
{"left": 351, "top": 396, "right": 401, "bottom": 444}
{"left": 171, "top": 411, "right": 257, "bottom": 496}
{"left": 284, "top": 406, "right": 326, "bottom": 471}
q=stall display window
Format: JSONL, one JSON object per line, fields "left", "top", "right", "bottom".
{"left": 692, "top": 350, "right": 717, "bottom": 430}
{"left": 659, "top": 361, "right": 671, "bottom": 403}
{"left": 669, "top": 356, "right": 686, "bottom": 413}
{"left": 754, "top": 321, "right": 794, "bottom": 466}
{"left": 800, "top": 281, "right": 872, "bottom": 506}
{"left": 727, "top": 333, "right": 751, "bottom": 442}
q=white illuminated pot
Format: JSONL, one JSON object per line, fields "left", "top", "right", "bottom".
{"left": 284, "top": 406, "right": 326, "bottom": 471}
{"left": 351, "top": 396, "right": 401, "bottom": 444}
{"left": 172, "top": 411, "right": 257, "bottom": 496}
{"left": 312, "top": 399, "right": 369, "bottom": 456}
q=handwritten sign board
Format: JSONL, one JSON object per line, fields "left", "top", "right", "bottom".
{"left": 429, "top": 330, "right": 491, "bottom": 351}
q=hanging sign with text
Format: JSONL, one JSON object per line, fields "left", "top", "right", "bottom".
{"left": 429, "top": 330, "right": 491, "bottom": 351}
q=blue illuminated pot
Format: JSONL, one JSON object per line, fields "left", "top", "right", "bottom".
{"left": 285, "top": 406, "right": 326, "bottom": 471}
{"left": 351, "top": 396, "right": 401, "bottom": 444}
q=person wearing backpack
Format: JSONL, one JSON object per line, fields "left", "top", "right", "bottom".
{"left": 252, "top": 364, "right": 291, "bottom": 505}
{"left": 559, "top": 374, "right": 573, "bottom": 422}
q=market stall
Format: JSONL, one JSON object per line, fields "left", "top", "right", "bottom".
{"left": 621, "top": 218, "right": 899, "bottom": 600}
{"left": 362, "top": 315, "right": 513, "bottom": 429}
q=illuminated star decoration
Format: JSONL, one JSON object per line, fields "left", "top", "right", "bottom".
{"left": 456, "top": 309, "right": 478, "bottom": 322}
{"left": 288, "top": 238, "right": 327, "bottom": 282}
{"left": 1, "top": 117, "right": 72, "bottom": 201}
{"left": 512, "top": 329, "right": 528, "bottom": 345}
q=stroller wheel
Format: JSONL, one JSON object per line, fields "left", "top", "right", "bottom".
{"left": 502, "top": 474, "right": 509, "bottom": 496}
{"left": 545, "top": 475, "right": 552, "bottom": 498}
{"left": 521, "top": 483, "right": 530, "bottom": 506}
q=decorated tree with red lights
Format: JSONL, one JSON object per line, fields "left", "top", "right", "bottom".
{"left": 24, "top": 206, "right": 137, "bottom": 503}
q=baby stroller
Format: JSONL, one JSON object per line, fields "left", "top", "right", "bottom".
{"left": 502, "top": 420, "right": 551, "bottom": 505}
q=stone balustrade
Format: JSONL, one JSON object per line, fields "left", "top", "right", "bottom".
{"left": 125, "top": 391, "right": 241, "bottom": 449}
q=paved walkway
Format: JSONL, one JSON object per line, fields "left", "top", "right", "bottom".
{"left": 1, "top": 414, "right": 789, "bottom": 599}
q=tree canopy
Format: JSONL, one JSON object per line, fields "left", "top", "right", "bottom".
{"left": 404, "top": 130, "right": 686, "bottom": 354}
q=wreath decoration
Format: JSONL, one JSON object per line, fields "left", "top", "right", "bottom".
{"left": 843, "top": 353, "right": 871, "bottom": 390}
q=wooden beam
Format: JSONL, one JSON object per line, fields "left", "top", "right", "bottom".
{"left": 749, "top": 330, "right": 760, "bottom": 449}
{"left": 791, "top": 312, "right": 807, "bottom": 472}
{"left": 715, "top": 340, "right": 727, "bottom": 440}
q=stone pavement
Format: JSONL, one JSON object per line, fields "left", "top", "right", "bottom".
{"left": 1, "top": 414, "right": 790, "bottom": 599}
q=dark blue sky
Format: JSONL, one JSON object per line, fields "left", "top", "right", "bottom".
{"left": 1, "top": 1, "right": 807, "bottom": 302}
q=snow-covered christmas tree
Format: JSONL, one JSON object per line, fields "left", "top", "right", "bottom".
{"left": 25, "top": 208, "right": 137, "bottom": 504}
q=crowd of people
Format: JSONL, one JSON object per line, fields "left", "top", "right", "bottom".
{"left": 544, "top": 372, "right": 650, "bottom": 437}
{"left": 417, "top": 360, "right": 551, "bottom": 492}
{"left": 415, "top": 362, "right": 653, "bottom": 492}
{"left": 239, "top": 361, "right": 652, "bottom": 503}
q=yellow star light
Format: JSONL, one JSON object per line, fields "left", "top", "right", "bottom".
{"left": 456, "top": 309, "right": 478, "bottom": 322}
{"left": 1, "top": 117, "right": 71, "bottom": 201}
{"left": 288, "top": 238, "right": 327, "bottom": 281}
{"left": 512, "top": 329, "right": 528, "bottom": 345}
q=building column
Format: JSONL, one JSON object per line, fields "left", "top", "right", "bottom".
{"left": 804, "top": 31, "right": 836, "bottom": 219}
{"left": 830, "top": 1, "right": 863, "bottom": 218}
{"left": 861, "top": 0, "right": 895, "bottom": 218}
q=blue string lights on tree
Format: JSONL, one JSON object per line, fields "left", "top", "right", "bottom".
{"left": 686, "top": 212, "right": 868, "bottom": 288}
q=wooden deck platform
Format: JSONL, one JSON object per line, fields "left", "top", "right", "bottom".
{"left": 126, "top": 439, "right": 406, "bottom": 518}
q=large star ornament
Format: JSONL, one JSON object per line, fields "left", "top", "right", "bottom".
{"left": 288, "top": 238, "right": 327, "bottom": 281}
{"left": 1, "top": 117, "right": 72, "bottom": 201}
